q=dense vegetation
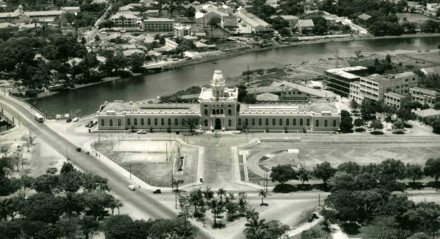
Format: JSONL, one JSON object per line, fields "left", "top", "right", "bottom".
{"left": 0, "top": 157, "right": 197, "bottom": 239}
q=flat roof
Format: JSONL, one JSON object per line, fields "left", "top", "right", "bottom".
{"left": 240, "top": 102, "right": 338, "bottom": 115}
{"left": 143, "top": 17, "right": 174, "bottom": 22}
{"left": 100, "top": 101, "right": 200, "bottom": 115}
{"left": 410, "top": 87, "right": 439, "bottom": 96}
{"left": 384, "top": 92, "right": 407, "bottom": 99}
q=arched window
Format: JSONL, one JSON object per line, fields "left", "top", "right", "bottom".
{"left": 204, "top": 109, "right": 208, "bottom": 115}
{"left": 118, "top": 119, "right": 121, "bottom": 126}
{"left": 307, "top": 119, "right": 310, "bottom": 126}
{"left": 259, "top": 119, "right": 262, "bottom": 126}
{"left": 205, "top": 119, "right": 208, "bottom": 126}
{"left": 252, "top": 119, "right": 255, "bottom": 126}
{"left": 168, "top": 118, "right": 171, "bottom": 125}
{"left": 228, "top": 109, "right": 232, "bottom": 115}
{"left": 245, "top": 118, "right": 248, "bottom": 126}
{"left": 161, "top": 119, "right": 164, "bottom": 125}
{"left": 238, "top": 118, "right": 242, "bottom": 126}
{"left": 127, "top": 118, "right": 131, "bottom": 125}
{"left": 272, "top": 119, "right": 276, "bottom": 125}
{"left": 109, "top": 119, "right": 113, "bottom": 126}
{"left": 299, "top": 119, "right": 303, "bottom": 126}
{"left": 175, "top": 118, "right": 179, "bottom": 126}
{"left": 315, "top": 120, "right": 319, "bottom": 127}
{"left": 333, "top": 120, "right": 337, "bottom": 127}
{"left": 101, "top": 119, "right": 105, "bottom": 126}
{"left": 279, "top": 119, "right": 283, "bottom": 126}
{"left": 154, "top": 118, "right": 158, "bottom": 125}
{"left": 293, "top": 119, "right": 296, "bottom": 126}
{"left": 148, "top": 118, "right": 151, "bottom": 125}
{"left": 286, "top": 119, "right": 289, "bottom": 126}
{"left": 228, "top": 119, "right": 231, "bottom": 126}
{"left": 141, "top": 118, "right": 144, "bottom": 125}
{"left": 134, "top": 118, "right": 137, "bottom": 125}
{"left": 265, "top": 119, "right": 269, "bottom": 125}
{"left": 324, "top": 120, "right": 328, "bottom": 127}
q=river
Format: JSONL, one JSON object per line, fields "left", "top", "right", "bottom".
{"left": 30, "top": 36, "right": 440, "bottom": 116}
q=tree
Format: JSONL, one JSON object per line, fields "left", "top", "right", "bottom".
{"left": 20, "top": 192, "right": 65, "bottom": 223}
{"left": 244, "top": 210, "right": 267, "bottom": 239}
{"left": 400, "top": 202, "right": 440, "bottom": 238}
{"left": 79, "top": 216, "right": 99, "bottom": 239}
{"left": 424, "top": 158, "right": 440, "bottom": 183}
{"left": 208, "top": 16, "right": 221, "bottom": 38}
{"left": 379, "top": 159, "right": 406, "bottom": 180}
{"left": 354, "top": 118, "right": 365, "bottom": 129}
{"left": 32, "top": 174, "right": 59, "bottom": 193}
{"left": 270, "top": 164, "right": 297, "bottom": 185}
{"left": 337, "top": 161, "right": 361, "bottom": 175}
{"left": 340, "top": 112, "right": 353, "bottom": 132}
{"left": 432, "top": 120, "right": 440, "bottom": 134}
{"left": 209, "top": 198, "right": 225, "bottom": 227}
{"left": 393, "top": 120, "right": 405, "bottom": 131}
{"left": 406, "top": 164, "right": 423, "bottom": 182}
{"left": 128, "top": 53, "right": 145, "bottom": 73}
{"left": 103, "top": 215, "right": 143, "bottom": 239}
{"left": 313, "top": 162, "right": 336, "bottom": 185}
{"left": 258, "top": 189, "right": 267, "bottom": 206}
{"left": 298, "top": 168, "right": 309, "bottom": 184}
{"left": 94, "top": 35, "right": 100, "bottom": 42}
{"left": 217, "top": 188, "right": 226, "bottom": 204}
{"left": 371, "top": 119, "right": 383, "bottom": 131}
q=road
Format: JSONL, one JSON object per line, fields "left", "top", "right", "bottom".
{"left": 0, "top": 93, "right": 213, "bottom": 239}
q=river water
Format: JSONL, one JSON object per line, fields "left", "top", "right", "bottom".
{"left": 31, "top": 36, "right": 440, "bottom": 116}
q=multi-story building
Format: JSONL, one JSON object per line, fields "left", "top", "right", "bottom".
{"left": 349, "top": 81, "right": 364, "bottom": 103}
{"left": 410, "top": 87, "right": 439, "bottom": 108}
{"left": 97, "top": 70, "right": 341, "bottom": 132}
{"left": 0, "top": 5, "right": 67, "bottom": 23}
{"left": 384, "top": 92, "right": 407, "bottom": 109}
{"left": 174, "top": 24, "right": 192, "bottom": 38}
{"left": 359, "top": 71, "right": 418, "bottom": 102}
{"left": 324, "top": 66, "right": 368, "bottom": 97}
{"left": 110, "top": 12, "right": 140, "bottom": 27}
{"left": 142, "top": 18, "right": 174, "bottom": 32}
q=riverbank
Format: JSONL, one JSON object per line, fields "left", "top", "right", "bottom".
{"left": 24, "top": 33, "right": 440, "bottom": 102}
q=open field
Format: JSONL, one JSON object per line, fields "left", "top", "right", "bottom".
{"left": 92, "top": 139, "right": 199, "bottom": 187}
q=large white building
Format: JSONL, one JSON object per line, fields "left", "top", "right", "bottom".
{"left": 97, "top": 71, "right": 341, "bottom": 132}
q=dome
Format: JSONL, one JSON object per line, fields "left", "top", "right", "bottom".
{"left": 212, "top": 70, "right": 225, "bottom": 85}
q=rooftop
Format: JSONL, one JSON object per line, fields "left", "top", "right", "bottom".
{"left": 297, "top": 19, "right": 314, "bottom": 28}
{"left": 236, "top": 8, "right": 270, "bottom": 28}
{"left": 415, "top": 108, "right": 440, "bottom": 118}
{"left": 99, "top": 101, "right": 200, "bottom": 115}
{"left": 143, "top": 17, "right": 174, "bottom": 22}
{"left": 410, "top": 87, "right": 439, "bottom": 96}
{"left": 240, "top": 102, "right": 338, "bottom": 116}
{"left": 384, "top": 92, "right": 407, "bottom": 99}
{"left": 256, "top": 92, "right": 280, "bottom": 101}
{"left": 358, "top": 13, "right": 371, "bottom": 21}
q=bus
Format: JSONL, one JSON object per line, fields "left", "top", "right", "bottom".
{"left": 34, "top": 113, "right": 44, "bottom": 123}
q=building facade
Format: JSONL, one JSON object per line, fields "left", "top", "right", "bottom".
{"left": 325, "top": 66, "right": 368, "bottom": 97}
{"left": 143, "top": 18, "right": 174, "bottom": 32}
{"left": 384, "top": 92, "right": 407, "bottom": 109}
{"left": 410, "top": 87, "right": 439, "bottom": 108}
{"left": 97, "top": 71, "right": 341, "bottom": 132}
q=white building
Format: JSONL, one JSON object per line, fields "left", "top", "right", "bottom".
{"left": 410, "top": 87, "right": 439, "bottom": 108}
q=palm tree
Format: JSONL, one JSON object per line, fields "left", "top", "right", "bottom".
{"left": 258, "top": 189, "right": 267, "bottom": 206}
{"left": 203, "top": 187, "right": 214, "bottom": 200}
{"left": 209, "top": 198, "right": 225, "bottom": 226}
{"left": 244, "top": 210, "right": 266, "bottom": 238}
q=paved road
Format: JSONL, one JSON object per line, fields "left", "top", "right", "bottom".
{"left": 0, "top": 93, "right": 212, "bottom": 239}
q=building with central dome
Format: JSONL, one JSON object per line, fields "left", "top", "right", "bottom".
{"left": 97, "top": 70, "right": 341, "bottom": 132}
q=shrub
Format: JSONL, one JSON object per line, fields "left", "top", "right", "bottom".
{"left": 393, "top": 131, "right": 405, "bottom": 134}
{"left": 426, "top": 181, "right": 440, "bottom": 189}
{"left": 212, "top": 223, "right": 225, "bottom": 229}
{"left": 407, "top": 182, "right": 424, "bottom": 190}
{"left": 355, "top": 128, "right": 366, "bottom": 132}
{"left": 370, "top": 131, "right": 384, "bottom": 135}
{"left": 273, "top": 184, "right": 297, "bottom": 193}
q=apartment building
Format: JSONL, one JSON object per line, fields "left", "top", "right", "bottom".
{"left": 384, "top": 92, "right": 407, "bottom": 109}
{"left": 359, "top": 71, "right": 418, "bottom": 101}
{"left": 324, "top": 66, "right": 368, "bottom": 97}
{"left": 143, "top": 18, "right": 174, "bottom": 32}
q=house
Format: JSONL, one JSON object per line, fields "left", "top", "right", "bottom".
{"left": 296, "top": 19, "right": 314, "bottom": 33}
{"left": 279, "top": 15, "right": 299, "bottom": 28}
{"left": 426, "top": 3, "right": 440, "bottom": 17}
{"left": 174, "top": 24, "right": 192, "bottom": 38}
{"left": 357, "top": 13, "right": 371, "bottom": 24}
{"left": 0, "top": 22, "right": 18, "bottom": 33}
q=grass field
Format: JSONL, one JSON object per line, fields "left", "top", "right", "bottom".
{"left": 92, "top": 139, "right": 199, "bottom": 187}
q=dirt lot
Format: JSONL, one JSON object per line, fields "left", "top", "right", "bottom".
{"left": 92, "top": 139, "right": 199, "bottom": 187}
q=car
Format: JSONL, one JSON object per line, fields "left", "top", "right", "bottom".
{"left": 76, "top": 147, "right": 81, "bottom": 152}
{"left": 153, "top": 189, "right": 162, "bottom": 194}
{"left": 137, "top": 130, "right": 147, "bottom": 134}
{"left": 66, "top": 118, "right": 72, "bottom": 123}
{"left": 128, "top": 185, "right": 136, "bottom": 191}
{"left": 73, "top": 117, "right": 79, "bottom": 122}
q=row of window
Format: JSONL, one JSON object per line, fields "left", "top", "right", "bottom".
{"left": 100, "top": 118, "right": 198, "bottom": 127}
{"left": 237, "top": 118, "right": 337, "bottom": 127}
{"left": 204, "top": 108, "right": 233, "bottom": 115}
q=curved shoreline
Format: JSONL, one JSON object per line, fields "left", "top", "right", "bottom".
{"left": 26, "top": 33, "right": 440, "bottom": 101}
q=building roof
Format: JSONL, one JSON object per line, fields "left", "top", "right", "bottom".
{"left": 239, "top": 102, "right": 338, "bottom": 116}
{"left": 248, "top": 81, "right": 336, "bottom": 99}
{"left": 421, "top": 66, "right": 440, "bottom": 76}
{"left": 415, "top": 108, "right": 440, "bottom": 118}
{"left": 358, "top": 13, "right": 371, "bottom": 21}
{"left": 100, "top": 101, "right": 200, "bottom": 115}
{"left": 0, "top": 22, "right": 17, "bottom": 28}
{"left": 143, "top": 17, "right": 174, "bottom": 22}
{"left": 236, "top": 8, "right": 269, "bottom": 28}
{"left": 410, "top": 87, "right": 439, "bottom": 96}
{"left": 326, "top": 66, "right": 368, "bottom": 80}
{"left": 384, "top": 92, "right": 407, "bottom": 99}
{"left": 279, "top": 15, "right": 299, "bottom": 21}
{"left": 297, "top": 19, "right": 314, "bottom": 28}
{"left": 25, "top": 10, "right": 64, "bottom": 17}
{"left": 110, "top": 11, "right": 140, "bottom": 20}
{"left": 256, "top": 92, "right": 280, "bottom": 101}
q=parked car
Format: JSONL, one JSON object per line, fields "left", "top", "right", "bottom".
{"left": 137, "top": 130, "right": 147, "bottom": 134}
{"left": 128, "top": 185, "right": 136, "bottom": 191}
{"left": 66, "top": 118, "right": 72, "bottom": 123}
{"left": 153, "top": 189, "right": 162, "bottom": 194}
{"left": 73, "top": 117, "right": 79, "bottom": 122}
